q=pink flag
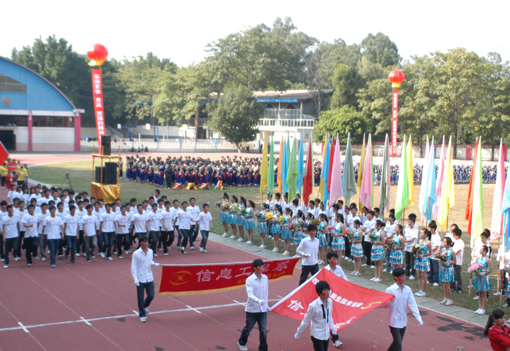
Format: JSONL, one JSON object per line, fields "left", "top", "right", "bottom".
{"left": 329, "top": 134, "right": 343, "bottom": 206}
{"left": 433, "top": 136, "right": 445, "bottom": 218}
{"left": 360, "top": 134, "right": 373, "bottom": 210}
{"left": 491, "top": 139, "right": 506, "bottom": 242}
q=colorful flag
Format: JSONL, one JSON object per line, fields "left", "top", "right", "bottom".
{"left": 395, "top": 135, "right": 408, "bottom": 221}
{"left": 270, "top": 268, "right": 395, "bottom": 332}
{"left": 502, "top": 156, "right": 510, "bottom": 250}
{"left": 297, "top": 138, "right": 304, "bottom": 196}
{"left": 318, "top": 136, "right": 328, "bottom": 200}
{"left": 303, "top": 136, "right": 314, "bottom": 206}
{"left": 469, "top": 137, "right": 483, "bottom": 244}
{"left": 419, "top": 136, "right": 430, "bottom": 223}
{"left": 465, "top": 138, "right": 479, "bottom": 235}
{"left": 437, "top": 136, "right": 455, "bottom": 231}
{"left": 277, "top": 136, "right": 283, "bottom": 194}
{"left": 327, "top": 136, "right": 335, "bottom": 194}
{"left": 267, "top": 134, "right": 275, "bottom": 194}
{"left": 433, "top": 136, "right": 446, "bottom": 218}
{"left": 259, "top": 133, "right": 268, "bottom": 194}
{"left": 423, "top": 137, "right": 436, "bottom": 221}
{"left": 357, "top": 134, "right": 366, "bottom": 211}
{"left": 287, "top": 139, "right": 299, "bottom": 200}
{"left": 406, "top": 135, "right": 414, "bottom": 207}
{"left": 329, "top": 135, "right": 343, "bottom": 206}
{"left": 491, "top": 139, "right": 506, "bottom": 242}
{"left": 281, "top": 137, "right": 288, "bottom": 195}
{"left": 0, "top": 141, "right": 9, "bottom": 165}
{"left": 320, "top": 135, "right": 331, "bottom": 206}
{"left": 379, "top": 134, "right": 390, "bottom": 218}
{"left": 342, "top": 133, "right": 357, "bottom": 206}
{"left": 360, "top": 134, "right": 373, "bottom": 210}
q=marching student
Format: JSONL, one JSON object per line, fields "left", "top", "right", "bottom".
{"left": 177, "top": 201, "right": 193, "bottom": 254}
{"left": 403, "top": 214, "right": 418, "bottom": 280}
{"left": 42, "top": 206, "right": 64, "bottom": 268}
{"left": 0, "top": 200, "right": 8, "bottom": 262}
{"left": 132, "top": 204, "right": 149, "bottom": 248}
{"left": 82, "top": 204, "right": 98, "bottom": 262}
{"left": 63, "top": 205, "right": 79, "bottom": 264}
{"left": 384, "top": 268, "right": 423, "bottom": 351}
{"left": 21, "top": 204, "right": 39, "bottom": 266}
{"left": 99, "top": 203, "right": 116, "bottom": 261}
{"left": 237, "top": 259, "right": 269, "bottom": 351}
{"left": 115, "top": 205, "right": 131, "bottom": 259}
{"left": 197, "top": 203, "right": 213, "bottom": 253}
{"left": 325, "top": 251, "right": 348, "bottom": 281}
{"left": 296, "top": 223, "right": 320, "bottom": 285}
{"left": 294, "top": 280, "right": 339, "bottom": 351}
{"left": 188, "top": 197, "right": 201, "bottom": 248}
{"left": 2, "top": 205, "right": 20, "bottom": 268}
{"left": 160, "top": 201, "right": 175, "bottom": 255}
{"left": 37, "top": 203, "right": 49, "bottom": 262}
{"left": 147, "top": 203, "right": 162, "bottom": 255}
{"left": 131, "top": 236, "right": 160, "bottom": 323}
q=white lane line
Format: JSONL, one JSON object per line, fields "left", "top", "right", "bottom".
{"left": 18, "top": 322, "right": 29, "bottom": 333}
{"left": 185, "top": 305, "right": 202, "bottom": 314}
{"left": 80, "top": 317, "right": 92, "bottom": 326}
{"left": 232, "top": 300, "right": 245, "bottom": 306}
{"left": 133, "top": 310, "right": 139, "bottom": 314}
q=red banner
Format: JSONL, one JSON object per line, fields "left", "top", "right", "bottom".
{"left": 91, "top": 69, "right": 106, "bottom": 153}
{"left": 271, "top": 268, "right": 394, "bottom": 331}
{"left": 391, "top": 88, "right": 399, "bottom": 157}
{"left": 159, "top": 257, "right": 300, "bottom": 296}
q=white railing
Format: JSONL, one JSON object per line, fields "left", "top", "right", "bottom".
{"left": 258, "top": 119, "right": 314, "bottom": 128}
{"left": 80, "top": 138, "right": 240, "bottom": 151}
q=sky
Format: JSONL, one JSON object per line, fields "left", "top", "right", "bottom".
{"left": 3, "top": 0, "right": 510, "bottom": 67}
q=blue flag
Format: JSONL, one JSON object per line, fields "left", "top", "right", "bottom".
{"left": 281, "top": 138, "right": 288, "bottom": 195}
{"left": 297, "top": 139, "right": 304, "bottom": 196}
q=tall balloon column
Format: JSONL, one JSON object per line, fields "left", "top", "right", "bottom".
{"left": 87, "top": 44, "right": 109, "bottom": 154}
{"left": 388, "top": 69, "right": 405, "bottom": 157}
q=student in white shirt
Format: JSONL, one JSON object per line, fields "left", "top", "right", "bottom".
{"left": 147, "top": 203, "right": 162, "bottom": 255}
{"left": 2, "top": 205, "right": 20, "bottom": 268}
{"left": 296, "top": 223, "right": 320, "bottom": 285}
{"left": 37, "top": 203, "right": 49, "bottom": 262}
{"left": 265, "top": 193, "right": 274, "bottom": 211}
{"left": 188, "top": 197, "right": 201, "bottom": 247}
{"left": 362, "top": 210, "right": 376, "bottom": 267}
{"left": 99, "top": 203, "right": 117, "bottom": 260}
{"left": 82, "top": 204, "right": 98, "bottom": 262}
{"left": 75, "top": 201, "right": 87, "bottom": 257}
{"left": 295, "top": 280, "right": 339, "bottom": 351}
{"left": 63, "top": 205, "right": 80, "bottom": 264}
{"left": 403, "top": 214, "right": 418, "bottom": 280}
{"left": 160, "top": 201, "right": 175, "bottom": 255}
{"left": 384, "top": 268, "right": 423, "bottom": 351}
{"left": 237, "top": 259, "right": 269, "bottom": 351}
{"left": 42, "top": 205, "right": 64, "bottom": 268}
{"left": 131, "top": 236, "right": 159, "bottom": 323}
{"left": 22, "top": 204, "right": 39, "bottom": 267}
{"left": 132, "top": 204, "right": 149, "bottom": 248}
{"left": 198, "top": 203, "right": 213, "bottom": 253}
{"left": 115, "top": 205, "right": 131, "bottom": 258}
{"left": 325, "top": 251, "right": 348, "bottom": 281}
{"left": 177, "top": 201, "right": 194, "bottom": 254}
{"left": 428, "top": 221, "right": 441, "bottom": 286}
{"left": 451, "top": 228, "right": 465, "bottom": 293}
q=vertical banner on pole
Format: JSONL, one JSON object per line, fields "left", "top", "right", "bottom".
{"left": 74, "top": 113, "right": 81, "bottom": 152}
{"left": 391, "top": 89, "right": 399, "bottom": 157}
{"left": 92, "top": 69, "right": 106, "bottom": 154}
{"left": 28, "top": 110, "right": 33, "bottom": 152}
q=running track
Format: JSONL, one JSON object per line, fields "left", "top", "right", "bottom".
{"left": 0, "top": 153, "right": 490, "bottom": 351}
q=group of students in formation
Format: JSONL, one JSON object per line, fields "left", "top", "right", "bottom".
{"left": 1, "top": 185, "right": 215, "bottom": 268}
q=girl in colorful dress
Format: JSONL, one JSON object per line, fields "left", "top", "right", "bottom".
{"left": 244, "top": 200, "right": 256, "bottom": 245}
{"left": 474, "top": 245, "right": 493, "bottom": 315}
{"left": 317, "top": 213, "right": 329, "bottom": 264}
{"left": 236, "top": 197, "right": 246, "bottom": 242}
{"left": 293, "top": 210, "right": 305, "bottom": 246}
{"left": 270, "top": 205, "right": 282, "bottom": 252}
{"left": 439, "top": 237, "right": 456, "bottom": 306}
{"left": 390, "top": 224, "right": 405, "bottom": 270}
{"left": 414, "top": 229, "right": 432, "bottom": 297}
{"left": 256, "top": 204, "right": 268, "bottom": 249}
{"left": 281, "top": 207, "right": 293, "bottom": 256}
{"left": 220, "top": 192, "right": 230, "bottom": 237}
{"left": 228, "top": 195, "right": 238, "bottom": 239}
{"left": 351, "top": 219, "right": 363, "bottom": 276}
{"left": 370, "top": 220, "right": 386, "bottom": 282}
{"left": 332, "top": 213, "right": 346, "bottom": 266}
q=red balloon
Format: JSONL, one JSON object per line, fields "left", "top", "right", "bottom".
{"left": 87, "top": 44, "right": 109, "bottom": 66}
{"left": 388, "top": 69, "right": 405, "bottom": 87}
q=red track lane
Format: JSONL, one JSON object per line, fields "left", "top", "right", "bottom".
{"left": 0, "top": 154, "right": 491, "bottom": 351}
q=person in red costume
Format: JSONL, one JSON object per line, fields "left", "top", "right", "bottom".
{"left": 485, "top": 309, "right": 510, "bottom": 351}
{"left": 5, "top": 171, "right": 15, "bottom": 190}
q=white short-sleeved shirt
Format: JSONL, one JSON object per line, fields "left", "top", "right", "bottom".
{"left": 132, "top": 213, "right": 148, "bottom": 233}
{"left": 453, "top": 238, "right": 465, "bottom": 266}
{"left": 15, "top": 209, "right": 27, "bottom": 231}
{"left": 363, "top": 219, "right": 375, "bottom": 241}
{"left": 147, "top": 211, "right": 161, "bottom": 231}
{"left": 100, "top": 212, "right": 116, "bottom": 232}
{"left": 64, "top": 214, "right": 80, "bottom": 236}
{"left": 44, "top": 216, "right": 63, "bottom": 240}
{"left": 430, "top": 233, "right": 442, "bottom": 260}
{"left": 198, "top": 211, "right": 213, "bottom": 231}
{"left": 82, "top": 214, "right": 98, "bottom": 236}
{"left": 188, "top": 205, "right": 200, "bottom": 222}
{"left": 2, "top": 214, "right": 20, "bottom": 239}
{"left": 171, "top": 207, "right": 181, "bottom": 226}
{"left": 177, "top": 210, "right": 192, "bottom": 230}
{"left": 160, "top": 210, "right": 175, "bottom": 231}
{"left": 75, "top": 209, "right": 86, "bottom": 230}
{"left": 22, "top": 213, "right": 39, "bottom": 238}
{"left": 37, "top": 212, "right": 49, "bottom": 233}
{"left": 115, "top": 213, "right": 131, "bottom": 234}
{"left": 404, "top": 225, "right": 419, "bottom": 252}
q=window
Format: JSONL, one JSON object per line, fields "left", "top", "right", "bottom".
{"left": 0, "top": 75, "right": 27, "bottom": 93}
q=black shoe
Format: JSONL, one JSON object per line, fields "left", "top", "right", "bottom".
{"left": 71, "top": 260, "right": 76, "bottom": 264}
{"left": 65, "top": 253, "right": 68, "bottom": 260}
{"left": 181, "top": 250, "right": 187, "bottom": 255}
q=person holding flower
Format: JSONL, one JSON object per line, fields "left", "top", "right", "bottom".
{"left": 390, "top": 224, "right": 405, "bottom": 270}
{"left": 439, "top": 237, "right": 456, "bottom": 306}
{"left": 317, "top": 214, "right": 329, "bottom": 265}
{"left": 219, "top": 192, "right": 230, "bottom": 238}
{"left": 244, "top": 200, "right": 256, "bottom": 245}
{"left": 332, "top": 213, "right": 346, "bottom": 265}
{"left": 256, "top": 203, "right": 269, "bottom": 249}
{"left": 228, "top": 195, "right": 239, "bottom": 239}
{"left": 270, "top": 205, "right": 283, "bottom": 252}
{"left": 293, "top": 210, "right": 305, "bottom": 246}
{"left": 473, "top": 245, "right": 492, "bottom": 314}
{"left": 236, "top": 197, "right": 247, "bottom": 242}
{"left": 414, "top": 229, "right": 432, "bottom": 297}
{"left": 369, "top": 220, "right": 386, "bottom": 282}
{"left": 351, "top": 219, "right": 364, "bottom": 276}
{"left": 281, "top": 208, "right": 293, "bottom": 256}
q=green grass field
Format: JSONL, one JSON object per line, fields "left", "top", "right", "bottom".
{"left": 29, "top": 160, "right": 504, "bottom": 313}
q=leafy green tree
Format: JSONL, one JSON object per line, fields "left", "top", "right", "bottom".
{"left": 208, "top": 85, "right": 264, "bottom": 150}
{"left": 360, "top": 32, "right": 401, "bottom": 67}
{"left": 330, "top": 63, "right": 362, "bottom": 109}
{"left": 313, "top": 106, "right": 368, "bottom": 143}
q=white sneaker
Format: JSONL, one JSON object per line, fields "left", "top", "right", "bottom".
{"left": 202, "top": 249, "right": 207, "bottom": 253}
{"left": 164, "top": 253, "right": 168, "bottom": 256}
{"left": 362, "top": 264, "right": 368, "bottom": 267}
{"left": 409, "top": 275, "right": 415, "bottom": 280}
{"left": 4, "top": 265, "right": 8, "bottom": 268}
{"left": 473, "top": 296, "right": 479, "bottom": 300}
{"left": 229, "top": 235, "right": 236, "bottom": 239}
{"left": 283, "top": 251, "right": 289, "bottom": 256}
{"left": 246, "top": 241, "right": 252, "bottom": 244}
{"left": 318, "top": 260, "right": 324, "bottom": 265}
{"left": 355, "top": 272, "right": 361, "bottom": 276}
{"left": 237, "top": 341, "right": 248, "bottom": 351}
{"left": 445, "top": 299, "right": 453, "bottom": 306}
{"left": 433, "top": 283, "right": 439, "bottom": 287}
{"left": 190, "top": 246, "right": 194, "bottom": 251}
{"left": 42, "top": 257, "right": 46, "bottom": 262}
{"left": 127, "top": 250, "right": 132, "bottom": 254}
{"left": 199, "top": 248, "right": 204, "bottom": 253}
{"left": 440, "top": 298, "right": 447, "bottom": 304}
{"left": 145, "top": 308, "right": 149, "bottom": 316}
{"left": 119, "top": 255, "right": 124, "bottom": 259}
{"left": 350, "top": 271, "right": 356, "bottom": 275}
{"left": 140, "top": 317, "right": 147, "bottom": 323}
{"left": 259, "top": 245, "right": 266, "bottom": 249}
{"left": 382, "top": 269, "right": 387, "bottom": 272}
{"left": 237, "top": 238, "right": 244, "bottom": 242}
{"left": 75, "top": 253, "right": 80, "bottom": 257}
{"left": 474, "top": 308, "right": 481, "bottom": 314}
{"left": 333, "top": 339, "right": 343, "bottom": 348}
{"left": 478, "top": 309, "right": 485, "bottom": 314}
{"left": 154, "top": 253, "right": 158, "bottom": 257}
{"left": 100, "top": 252, "right": 105, "bottom": 258}
{"left": 370, "top": 277, "right": 376, "bottom": 281}
{"left": 222, "top": 233, "right": 228, "bottom": 237}
{"left": 272, "top": 248, "right": 278, "bottom": 252}
{"left": 503, "top": 304, "right": 509, "bottom": 308}
{"left": 494, "top": 292, "right": 502, "bottom": 296}
{"left": 370, "top": 265, "right": 375, "bottom": 269}
{"left": 108, "top": 257, "right": 113, "bottom": 261}
{"left": 374, "top": 278, "right": 382, "bottom": 282}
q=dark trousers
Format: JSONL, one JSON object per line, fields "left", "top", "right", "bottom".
{"left": 428, "top": 259, "right": 439, "bottom": 283}
{"left": 4, "top": 237, "right": 19, "bottom": 265}
{"left": 176, "top": 225, "right": 182, "bottom": 246}
{"left": 1, "top": 176, "right": 5, "bottom": 187}
{"left": 388, "top": 326, "right": 406, "bottom": 351}
{"left": 117, "top": 234, "right": 128, "bottom": 256}
{"left": 65, "top": 236, "right": 77, "bottom": 262}
{"left": 344, "top": 236, "right": 351, "bottom": 258}
{"left": 83, "top": 235, "right": 97, "bottom": 260}
{"left": 311, "top": 336, "right": 329, "bottom": 351}
{"left": 136, "top": 281, "right": 155, "bottom": 317}
{"left": 0, "top": 234, "right": 4, "bottom": 259}
{"left": 385, "top": 248, "right": 393, "bottom": 271}
{"left": 149, "top": 231, "right": 159, "bottom": 252}
{"left": 16, "top": 231, "right": 25, "bottom": 257}
{"left": 299, "top": 264, "right": 319, "bottom": 285}
{"left": 38, "top": 234, "right": 47, "bottom": 259}
{"left": 180, "top": 229, "right": 190, "bottom": 249}
{"left": 24, "top": 236, "right": 38, "bottom": 264}
{"left": 190, "top": 224, "right": 199, "bottom": 245}
{"left": 103, "top": 232, "right": 115, "bottom": 257}
{"left": 238, "top": 312, "right": 268, "bottom": 351}
{"left": 162, "top": 230, "right": 175, "bottom": 253}
{"left": 47, "top": 238, "right": 61, "bottom": 265}
{"left": 77, "top": 230, "right": 85, "bottom": 254}
{"left": 363, "top": 241, "right": 372, "bottom": 265}
{"left": 452, "top": 265, "right": 463, "bottom": 291}
{"left": 200, "top": 230, "right": 209, "bottom": 249}
{"left": 405, "top": 252, "right": 416, "bottom": 276}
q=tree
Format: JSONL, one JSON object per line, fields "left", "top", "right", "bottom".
{"left": 330, "top": 63, "right": 362, "bottom": 109}
{"left": 207, "top": 85, "right": 264, "bottom": 151}
{"left": 360, "top": 32, "right": 401, "bottom": 67}
{"left": 313, "top": 106, "right": 368, "bottom": 143}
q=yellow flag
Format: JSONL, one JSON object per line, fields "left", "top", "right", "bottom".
{"left": 318, "top": 136, "right": 328, "bottom": 199}
{"left": 277, "top": 136, "right": 283, "bottom": 194}
{"left": 438, "top": 136, "right": 455, "bottom": 230}
{"left": 407, "top": 135, "right": 414, "bottom": 208}
{"left": 259, "top": 133, "right": 268, "bottom": 194}
{"left": 357, "top": 134, "right": 366, "bottom": 210}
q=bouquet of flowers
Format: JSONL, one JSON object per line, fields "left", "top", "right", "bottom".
{"left": 411, "top": 244, "right": 421, "bottom": 255}
{"left": 368, "top": 233, "right": 379, "bottom": 242}
{"left": 385, "top": 240, "right": 395, "bottom": 249}
{"left": 215, "top": 201, "right": 221, "bottom": 207}
{"left": 240, "top": 208, "right": 247, "bottom": 216}
{"left": 286, "top": 223, "right": 296, "bottom": 230}
{"left": 311, "top": 219, "right": 321, "bottom": 226}
{"left": 255, "top": 212, "right": 263, "bottom": 220}
{"left": 277, "top": 215, "right": 285, "bottom": 223}
{"left": 346, "top": 229, "right": 355, "bottom": 240}
{"left": 230, "top": 205, "right": 239, "bottom": 214}
{"left": 220, "top": 201, "right": 231, "bottom": 210}
{"left": 327, "top": 226, "right": 336, "bottom": 234}
{"left": 265, "top": 212, "right": 274, "bottom": 221}
{"left": 296, "top": 219, "right": 305, "bottom": 229}
{"left": 434, "top": 251, "right": 448, "bottom": 262}
{"left": 468, "top": 262, "right": 484, "bottom": 275}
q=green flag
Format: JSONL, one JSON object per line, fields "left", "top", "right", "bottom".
{"left": 342, "top": 133, "right": 357, "bottom": 206}
{"left": 286, "top": 138, "right": 298, "bottom": 200}
{"left": 267, "top": 134, "right": 275, "bottom": 194}
{"left": 395, "top": 135, "right": 409, "bottom": 221}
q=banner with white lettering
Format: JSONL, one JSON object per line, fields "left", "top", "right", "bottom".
{"left": 91, "top": 69, "right": 106, "bottom": 153}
